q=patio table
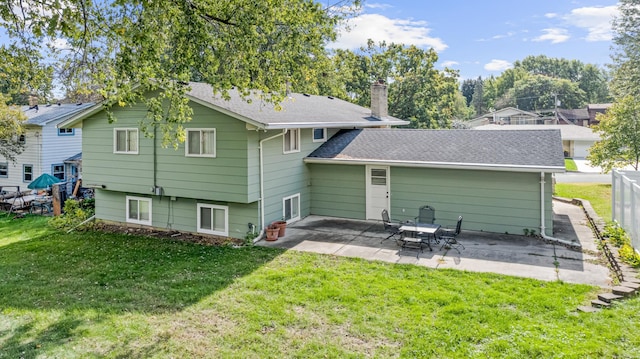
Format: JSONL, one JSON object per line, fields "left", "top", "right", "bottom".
{"left": 399, "top": 223, "right": 441, "bottom": 252}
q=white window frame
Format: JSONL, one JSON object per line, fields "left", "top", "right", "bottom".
{"left": 113, "top": 128, "right": 139, "bottom": 154}
{"left": 23, "top": 164, "right": 33, "bottom": 182}
{"left": 185, "top": 128, "right": 217, "bottom": 157}
{"left": 0, "top": 162, "right": 7, "bottom": 178}
{"left": 196, "top": 203, "right": 229, "bottom": 236}
{"left": 283, "top": 128, "right": 300, "bottom": 154}
{"left": 126, "top": 196, "right": 152, "bottom": 226}
{"left": 312, "top": 128, "right": 327, "bottom": 143}
{"left": 51, "top": 163, "right": 65, "bottom": 180}
{"left": 282, "top": 193, "right": 301, "bottom": 223}
{"left": 58, "top": 128, "right": 74, "bottom": 136}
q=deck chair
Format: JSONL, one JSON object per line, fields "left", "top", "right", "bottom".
{"left": 439, "top": 216, "right": 464, "bottom": 253}
{"left": 417, "top": 205, "right": 435, "bottom": 224}
{"left": 381, "top": 209, "right": 403, "bottom": 243}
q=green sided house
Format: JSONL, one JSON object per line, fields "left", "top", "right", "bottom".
{"left": 59, "top": 81, "right": 565, "bottom": 239}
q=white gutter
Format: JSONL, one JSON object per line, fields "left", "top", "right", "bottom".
{"left": 259, "top": 129, "right": 288, "bottom": 236}
{"left": 540, "top": 172, "right": 581, "bottom": 248}
{"left": 304, "top": 157, "right": 566, "bottom": 173}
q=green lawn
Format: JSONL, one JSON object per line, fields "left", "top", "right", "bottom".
{"left": 1, "top": 215, "right": 638, "bottom": 358}
{"left": 564, "top": 158, "right": 578, "bottom": 171}
{"left": 554, "top": 183, "right": 612, "bottom": 220}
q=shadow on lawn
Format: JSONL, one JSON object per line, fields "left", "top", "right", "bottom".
{"left": 0, "top": 229, "right": 284, "bottom": 314}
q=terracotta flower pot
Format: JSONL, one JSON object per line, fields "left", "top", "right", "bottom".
{"left": 273, "top": 220, "right": 287, "bottom": 237}
{"left": 265, "top": 226, "right": 279, "bottom": 241}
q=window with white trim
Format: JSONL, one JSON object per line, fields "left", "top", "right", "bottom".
{"left": 23, "top": 164, "right": 33, "bottom": 182}
{"left": 58, "top": 128, "right": 74, "bottom": 136}
{"left": 312, "top": 128, "right": 327, "bottom": 142}
{"left": 283, "top": 193, "right": 300, "bottom": 222}
{"left": 126, "top": 196, "right": 152, "bottom": 225}
{"left": 114, "top": 128, "right": 139, "bottom": 154}
{"left": 283, "top": 128, "right": 300, "bottom": 153}
{"left": 186, "top": 129, "right": 216, "bottom": 157}
{"left": 52, "top": 164, "right": 65, "bottom": 180}
{"left": 0, "top": 162, "right": 7, "bottom": 178}
{"left": 197, "top": 203, "right": 228, "bottom": 236}
{"left": 18, "top": 134, "right": 26, "bottom": 144}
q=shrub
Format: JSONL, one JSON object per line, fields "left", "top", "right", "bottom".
{"left": 602, "top": 222, "right": 630, "bottom": 247}
{"left": 49, "top": 199, "right": 95, "bottom": 232}
{"left": 619, "top": 244, "right": 640, "bottom": 268}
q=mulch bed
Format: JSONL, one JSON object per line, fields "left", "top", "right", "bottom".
{"left": 93, "top": 223, "right": 246, "bottom": 246}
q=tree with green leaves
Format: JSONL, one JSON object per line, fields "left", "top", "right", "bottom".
{"left": 0, "top": 45, "right": 53, "bottom": 104}
{"left": 470, "top": 77, "right": 487, "bottom": 115}
{"left": 587, "top": 96, "right": 640, "bottom": 172}
{"left": 328, "top": 42, "right": 459, "bottom": 128}
{"left": 0, "top": 0, "right": 359, "bottom": 148}
{"left": 460, "top": 78, "right": 476, "bottom": 107}
{"left": 497, "top": 74, "right": 586, "bottom": 112}
{"left": 0, "top": 94, "right": 26, "bottom": 163}
{"left": 611, "top": 0, "right": 640, "bottom": 99}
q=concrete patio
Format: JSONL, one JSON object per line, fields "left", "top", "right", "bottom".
{"left": 258, "top": 200, "right": 612, "bottom": 287}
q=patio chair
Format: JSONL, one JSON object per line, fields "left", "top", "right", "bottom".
{"left": 381, "top": 209, "right": 403, "bottom": 243}
{"left": 439, "top": 216, "right": 464, "bottom": 253}
{"left": 416, "top": 205, "right": 435, "bottom": 224}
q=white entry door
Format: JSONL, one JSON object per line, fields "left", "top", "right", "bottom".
{"left": 366, "top": 165, "right": 390, "bottom": 220}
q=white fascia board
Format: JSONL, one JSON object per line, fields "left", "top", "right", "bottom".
{"left": 303, "top": 157, "right": 566, "bottom": 173}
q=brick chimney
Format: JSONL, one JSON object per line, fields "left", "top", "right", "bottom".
{"left": 370, "top": 80, "right": 388, "bottom": 120}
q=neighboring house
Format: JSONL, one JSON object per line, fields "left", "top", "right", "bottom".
{"left": 587, "top": 103, "right": 612, "bottom": 127}
{"left": 467, "top": 107, "right": 542, "bottom": 127}
{"left": 59, "top": 82, "right": 564, "bottom": 239}
{"left": 0, "top": 103, "right": 93, "bottom": 191}
{"left": 474, "top": 124, "right": 600, "bottom": 158}
{"left": 557, "top": 108, "right": 590, "bottom": 126}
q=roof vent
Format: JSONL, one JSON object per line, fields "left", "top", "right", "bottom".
{"left": 327, "top": 96, "right": 334, "bottom": 100}
{"left": 303, "top": 93, "right": 310, "bottom": 97}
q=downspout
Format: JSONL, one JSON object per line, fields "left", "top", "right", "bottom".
{"left": 258, "top": 129, "right": 288, "bottom": 239}
{"left": 540, "top": 172, "right": 581, "bottom": 248}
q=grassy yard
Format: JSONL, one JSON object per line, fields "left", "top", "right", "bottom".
{"left": 554, "top": 183, "right": 612, "bottom": 221}
{"left": 564, "top": 158, "right": 578, "bottom": 171}
{"left": 1, "top": 215, "right": 639, "bottom": 358}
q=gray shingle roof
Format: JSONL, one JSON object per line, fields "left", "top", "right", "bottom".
{"left": 186, "top": 82, "right": 408, "bottom": 128}
{"left": 306, "top": 128, "right": 565, "bottom": 172}
{"left": 23, "top": 103, "right": 95, "bottom": 126}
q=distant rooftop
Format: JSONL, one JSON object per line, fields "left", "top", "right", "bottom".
{"left": 23, "top": 103, "right": 95, "bottom": 126}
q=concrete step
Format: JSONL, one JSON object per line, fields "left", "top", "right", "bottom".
{"left": 622, "top": 276, "right": 640, "bottom": 284}
{"left": 598, "top": 292, "right": 624, "bottom": 303}
{"left": 612, "top": 285, "right": 637, "bottom": 297}
{"left": 591, "top": 299, "right": 611, "bottom": 308}
{"left": 577, "top": 305, "right": 600, "bottom": 313}
{"left": 620, "top": 281, "right": 640, "bottom": 290}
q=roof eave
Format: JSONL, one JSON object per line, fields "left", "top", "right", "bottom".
{"left": 303, "top": 157, "right": 566, "bottom": 173}
{"left": 264, "top": 120, "right": 409, "bottom": 129}
{"left": 57, "top": 103, "right": 105, "bottom": 129}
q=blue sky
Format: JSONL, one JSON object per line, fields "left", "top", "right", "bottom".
{"left": 328, "top": 0, "right": 619, "bottom": 81}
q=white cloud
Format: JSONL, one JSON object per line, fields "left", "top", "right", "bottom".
{"left": 533, "top": 28, "right": 570, "bottom": 44}
{"left": 484, "top": 59, "right": 513, "bottom": 72}
{"left": 440, "top": 60, "right": 459, "bottom": 67}
{"left": 564, "top": 5, "right": 618, "bottom": 42}
{"left": 365, "top": 3, "right": 393, "bottom": 10}
{"left": 545, "top": 13, "right": 558, "bottom": 19}
{"left": 329, "top": 13, "right": 447, "bottom": 52}
{"left": 47, "top": 38, "right": 71, "bottom": 51}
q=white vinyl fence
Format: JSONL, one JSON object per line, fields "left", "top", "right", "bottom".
{"left": 612, "top": 169, "right": 640, "bottom": 252}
